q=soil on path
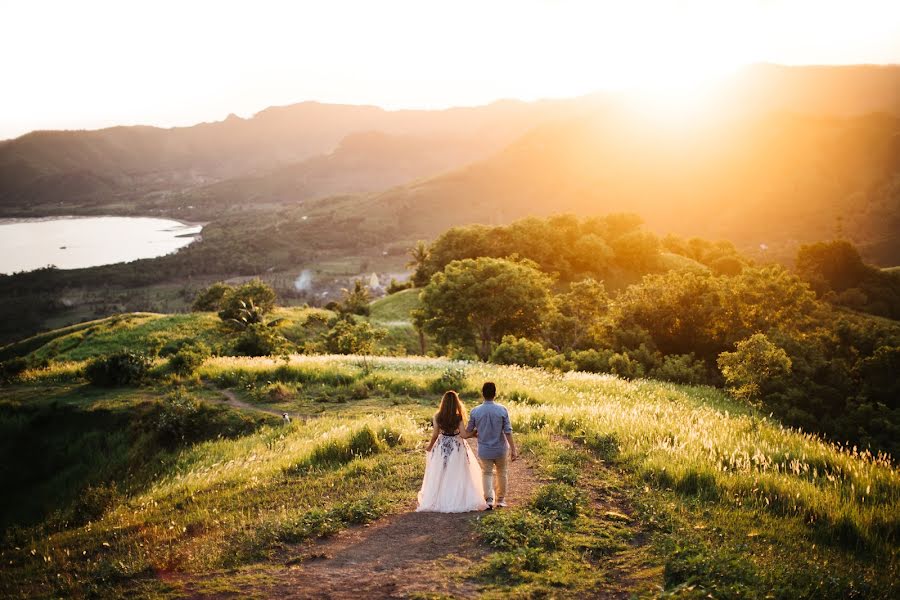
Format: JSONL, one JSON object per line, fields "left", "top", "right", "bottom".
{"left": 182, "top": 440, "right": 539, "bottom": 600}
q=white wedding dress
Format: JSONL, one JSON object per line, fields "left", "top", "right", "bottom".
{"left": 416, "top": 429, "right": 488, "bottom": 513}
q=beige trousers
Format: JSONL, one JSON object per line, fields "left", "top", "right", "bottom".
{"left": 478, "top": 455, "right": 509, "bottom": 502}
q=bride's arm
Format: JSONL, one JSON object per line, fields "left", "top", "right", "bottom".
{"left": 459, "top": 419, "right": 476, "bottom": 439}
{"left": 425, "top": 417, "right": 440, "bottom": 451}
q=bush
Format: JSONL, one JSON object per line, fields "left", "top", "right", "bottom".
{"left": 531, "top": 483, "right": 581, "bottom": 521}
{"left": 321, "top": 316, "right": 385, "bottom": 355}
{"left": 570, "top": 348, "right": 614, "bottom": 373}
{"left": 153, "top": 388, "right": 203, "bottom": 447}
{"left": 650, "top": 353, "right": 709, "bottom": 385}
{"left": 539, "top": 352, "right": 575, "bottom": 372}
{"left": 167, "top": 343, "right": 210, "bottom": 376}
{"left": 429, "top": 366, "right": 467, "bottom": 394}
{"left": 607, "top": 352, "right": 645, "bottom": 379}
{"left": 386, "top": 278, "right": 412, "bottom": 294}
{"left": 0, "top": 357, "right": 29, "bottom": 384}
{"left": 717, "top": 333, "right": 792, "bottom": 404}
{"left": 235, "top": 324, "right": 290, "bottom": 357}
{"left": 192, "top": 282, "right": 233, "bottom": 311}
{"left": 218, "top": 279, "right": 277, "bottom": 322}
{"left": 85, "top": 351, "right": 152, "bottom": 386}
{"left": 490, "top": 335, "right": 549, "bottom": 367}
{"left": 477, "top": 509, "right": 559, "bottom": 550}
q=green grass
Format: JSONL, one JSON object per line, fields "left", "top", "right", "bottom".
{"left": 369, "top": 288, "right": 421, "bottom": 323}
{"left": 1, "top": 355, "right": 897, "bottom": 598}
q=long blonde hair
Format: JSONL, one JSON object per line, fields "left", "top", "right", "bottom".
{"left": 435, "top": 390, "right": 466, "bottom": 432}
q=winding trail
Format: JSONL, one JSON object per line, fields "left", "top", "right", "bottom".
{"left": 264, "top": 441, "right": 541, "bottom": 599}
{"left": 183, "top": 393, "right": 658, "bottom": 598}
{"left": 205, "top": 385, "right": 287, "bottom": 418}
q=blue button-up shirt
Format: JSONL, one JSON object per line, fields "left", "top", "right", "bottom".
{"left": 467, "top": 400, "right": 512, "bottom": 459}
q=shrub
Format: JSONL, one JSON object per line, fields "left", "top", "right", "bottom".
{"left": 192, "top": 282, "right": 233, "bottom": 311}
{"left": 235, "top": 324, "right": 290, "bottom": 357}
{"left": 477, "top": 509, "right": 561, "bottom": 551}
{"left": 70, "top": 483, "right": 123, "bottom": 524}
{"left": 717, "top": 333, "right": 792, "bottom": 403}
{"left": 531, "top": 483, "right": 581, "bottom": 521}
{"left": 0, "top": 357, "right": 29, "bottom": 384}
{"left": 429, "top": 366, "right": 467, "bottom": 394}
{"left": 386, "top": 278, "right": 412, "bottom": 294}
{"left": 607, "top": 352, "right": 645, "bottom": 379}
{"left": 651, "top": 353, "right": 709, "bottom": 385}
{"left": 302, "top": 426, "right": 386, "bottom": 470}
{"left": 321, "top": 316, "right": 385, "bottom": 355}
{"left": 538, "top": 352, "right": 575, "bottom": 372}
{"left": 338, "top": 280, "right": 371, "bottom": 316}
{"left": 85, "top": 351, "right": 152, "bottom": 386}
{"left": 154, "top": 388, "right": 202, "bottom": 447}
{"left": 167, "top": 343, "right": 210, "bottom": 376}
{"left": 218, "top": 280, "right": 277, "bottom": 322}
{"left": 479, "top": 548, "right": 548, "bottom": 582}
{"left": 490, "top": 335, "right": 549, "bottom": 367}
{"left": 570, "top": 348, "right": 614, "bottom": 373}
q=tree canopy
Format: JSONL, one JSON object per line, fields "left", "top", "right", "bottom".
{"left": 414, "top": 257, "right": 554, "bottom": 359}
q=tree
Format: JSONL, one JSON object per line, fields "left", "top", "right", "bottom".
{"left": 796, "top": 240, "right": 868, "bottom": 293}
{"left": 192, "top": 282, "right": 233, "bottom": 311}
{"left": 218, "top": 280, "right": 277, "bottom": 322}
{"left": 717, "top": 333, "right": 792, "bottom": 404}
{"left": 407, "top": 240, "right": 432, "bottom": 287}
{"left": 490, "top": 335, "right": 550, "bottom": 367}
{"left": 339, "top": 279, "right": 371, "bottom": 315}
{"left": 322, "top": 315, "right": 386, "bottom": 355}
{"left": 414, "top": 257, "right": 554, "bottom": 360}
{"left": 544, "top": 278, "right": 609, "bottom": 351}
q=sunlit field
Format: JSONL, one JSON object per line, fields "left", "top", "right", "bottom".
{"left": 3, "top": 354, "right": 896, "bottom": 597}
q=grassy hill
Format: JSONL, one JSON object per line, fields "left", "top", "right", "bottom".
{"left": 1, "top": 349, "right": 897, "bottom": 598}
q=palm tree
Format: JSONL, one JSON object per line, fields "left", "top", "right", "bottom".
{"left": 407, "top": 240, "right": 431, "bottom": 287}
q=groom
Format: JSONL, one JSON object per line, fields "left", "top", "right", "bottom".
{"left": 466, "top": 381, "right": 518, "bottom": 509}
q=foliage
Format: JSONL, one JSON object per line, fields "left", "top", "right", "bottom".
{"left": 797, "top": 240, "right": 900, "bottom": 319}
{"left": 234, "top": 323, "right": 290, "bottom": 357}
{"left": 321, "top": 315, "right": 386, "bottom": 355}
{"left": 544, "top": 277, "right": 609, "bottom": 352}
{"left": 718, "top": 334, "right": 793, "bottom": 404}
{"left": 386, "top": 278, "right": 412, "bottom": 294}
{"left": 167, "top": 342, "right": 210, "bottom": 376}
{"left": 415, "top": 257, "right": 554, "bottom": 359}
{"left": 338, "top": 279, "right": 372, "bottom": 316}
{"left": 217, "top": 279, "right": 277, "bottom": 322}
{"left": 192, "top": 282, "right": 233, "bottom": 311}
{"left": 84, "top": 351, "right": 152, "bottom": 386}
{"left": 428, "top": 366, "right": 468, "bottom": 394}
{"left": 490, "top": 335, "right": 550, "bottom": 367}
{"left": 417, "top": 214, "right": 664, "bottom": 285}
{"left": 407, "top": 240, "right": 431, "bottom": 287}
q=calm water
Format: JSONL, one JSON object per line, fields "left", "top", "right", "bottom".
{"left": 0, "top": 216, "right": 202, "bottom": 274}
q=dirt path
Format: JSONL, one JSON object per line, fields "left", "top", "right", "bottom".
{"left": 266, "top": 440, "right": 539, "bottom": 599}
{"left": 182, "top": 440, "right": 539, "bottom": 600}
{"left": 205, "top": 385, "right": 287, "bottom": 418}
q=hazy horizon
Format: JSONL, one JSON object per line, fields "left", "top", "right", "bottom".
{"left": 3, "top": 0, "right": 900, "bottom": 140}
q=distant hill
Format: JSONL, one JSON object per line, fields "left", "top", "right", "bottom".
{"left": 0, "top": 99, "right": 570, "bottom": 217}
{"left": 3, "top": 64, "right": 899, "bottom": 222}
{"left": 174, "top": 131, "right": 498, "bottom": 214}
{"left": 350, "top": 108, "right": 900, "bottom": 265}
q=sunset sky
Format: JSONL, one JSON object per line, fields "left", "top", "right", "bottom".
{"left": 2, "top": 0, "right": 899, "bottom": 140}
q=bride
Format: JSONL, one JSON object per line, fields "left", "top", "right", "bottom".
{"left": 416, "top": 391, "right": 488, "bottom": 513}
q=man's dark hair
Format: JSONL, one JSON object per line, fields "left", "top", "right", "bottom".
{"left": 482, "top": 381, "right": 497, "bottom": 400}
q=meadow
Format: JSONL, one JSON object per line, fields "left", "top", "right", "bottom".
{"left": 1, "top": 352, "right": 897, "bottom": 598}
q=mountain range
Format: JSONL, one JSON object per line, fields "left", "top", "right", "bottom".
{"left": 2, "top": 63, "right": 899, "bottom": 263}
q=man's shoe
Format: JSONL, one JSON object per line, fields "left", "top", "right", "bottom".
{"left": 496, "top": 499, "right": 507, "bottom": 508}
{"left": 485, "top": 499, "right": 494, "bottom": 510}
